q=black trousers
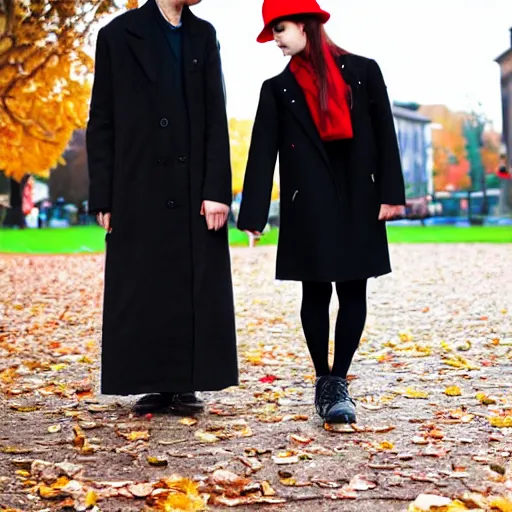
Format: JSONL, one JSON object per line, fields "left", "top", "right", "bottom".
{"left": 300, "top": 280, "right": 367, "bottom": 378}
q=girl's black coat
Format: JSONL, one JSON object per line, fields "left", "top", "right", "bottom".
{"left": 237, "top": 54, "right": 406, "bottom": 282}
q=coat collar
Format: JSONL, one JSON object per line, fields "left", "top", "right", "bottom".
{"left": 125, "top": 0, "right": 201, "bottom": 83}
{"left": 274, "top": 54, "right": 359, "bottom": 171}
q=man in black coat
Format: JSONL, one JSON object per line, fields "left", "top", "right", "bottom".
{"left": 86, "top": 0, "right": 238, "bottom": 415}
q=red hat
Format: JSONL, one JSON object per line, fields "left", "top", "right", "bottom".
{"left": 257, "top": 0, "right": 331, "bottom": 43}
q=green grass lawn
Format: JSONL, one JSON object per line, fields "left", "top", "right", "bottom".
{"left": 0, "top": 225, "right": 510, "bottom": 254}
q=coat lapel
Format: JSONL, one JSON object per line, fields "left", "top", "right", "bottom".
{"left": 181, "top": 7, "right": 203, "bottom": 137}
{"left": 336, "top": 53, "right": 361, "bottom": 113}
{"left": 125, "top": 0, "right": 158, "bottom": 83}
{"left": 276, "top": 66, "right": 332, "bottom": 171}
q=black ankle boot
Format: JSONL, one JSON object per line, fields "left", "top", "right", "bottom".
{"left": 315, "top": 376, "right": 356, "bottom": 424}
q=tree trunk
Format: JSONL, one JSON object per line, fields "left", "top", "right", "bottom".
{"left": 3, "top": 177, "right": 26, "bottom": 228}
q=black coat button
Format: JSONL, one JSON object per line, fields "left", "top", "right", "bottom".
{"left": 166, "top": 200, "right": 176, "bottom": 209}
{"left": 178, "top": 156, "right": 187, "bottom": 163}
{"left": 157, "top": 158, "right": 166, "bottom": 165}
{"left": 160, "top": 118, "right": 169, "bottom": 128}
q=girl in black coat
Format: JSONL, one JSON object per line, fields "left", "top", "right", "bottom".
{"left": 238, "top": 0, "right": 406, "bottom": 424}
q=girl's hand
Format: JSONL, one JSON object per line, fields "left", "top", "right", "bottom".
{"left": 378, "top": 204, "right": 405, "bottom": 221}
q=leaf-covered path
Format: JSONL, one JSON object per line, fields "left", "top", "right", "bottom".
{"left": 0, "top": 245, "right": 511, "bottom": 511}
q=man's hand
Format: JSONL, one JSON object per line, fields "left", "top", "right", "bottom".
{"left": 97, "top": 212, "right": 112, "bottom": 233}
{"left": 378, "top": 204, "right": 405, "bottom": 221}
{"left": 201, "top": 200, "right": 229, "bottom": 231}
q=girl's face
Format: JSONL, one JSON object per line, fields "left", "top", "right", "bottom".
{"left": 272, "top": 20, "right": 307, "bottom": 56}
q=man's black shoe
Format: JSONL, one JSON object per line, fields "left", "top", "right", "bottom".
{"left": 132, "top": 392, "right": 204, "bottom": 416}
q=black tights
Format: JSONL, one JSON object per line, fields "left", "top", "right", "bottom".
{"left": 300, "top": 280, "right": 367, "bottom": 378}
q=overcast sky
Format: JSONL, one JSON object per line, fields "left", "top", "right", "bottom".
{"left": 100, "top": 0, "right": 512, "bottom": 131}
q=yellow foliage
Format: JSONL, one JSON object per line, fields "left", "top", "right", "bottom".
{"left": 0, "top": 0, "right": 117, "bottom": 181}
{"left": 152, "top": 476, "right": 207, "bottom": 511}
{"left": 229, "top": 118, "right": 280, "bottom": 199}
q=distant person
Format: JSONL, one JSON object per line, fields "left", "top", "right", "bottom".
{"left": 238, "top": 0, "right": 406, "bottom": 424}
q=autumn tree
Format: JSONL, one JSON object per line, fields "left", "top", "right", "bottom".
{"left": 419, "top": 105, "right": 471, "bottom": 192}
{"left": 0, "top": 0, "right": 122, "bottom": 183}
{"left": 229, "top": 117, "right": 279, "bottom": 200}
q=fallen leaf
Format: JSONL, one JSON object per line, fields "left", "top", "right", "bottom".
{"left": 194, "top": 431, "right": 220, "bottom": 443}
{"left": 333, "top": 485, "right": 358, "bottom": 499}
{"left": 289, "top": 434, "right": 314, "bottom": 445}
{"left": 259, "top": 375, "right": 278, "bottom": 384}
{"left": 349, "top": 474, "right": 377, "bottom": 491}
{"left": 179, "top": 417, "right": 198, "bottom": 427}
{"left": 10, "top": 404, "right": 40, "bottom": 412}
{"left": 127, "top": 482, "right": 153, "bottom": 498}
{"left": 85, "top": 490, "right": 97, "bottom": 507}
{"left": 120, "top": 431, "right": 150, "bottom": 442}
{"left": 476, "top": 392, "right": 497, "bottom": 405}
{"left": 445, "top": 386, "right": 462, "bottom": 397}
{"left": 272, "top": 453, "right": 300, "bottom": 465}
{"left": 211, "top": 469, "right": 249, "bottom": 487}
{"left": 408, "top": 493, "right": 452, "bottom": 510}
{"left": 214, "top": 495, "right": 286, "bottom": 506}
{"left": 261, "top": 481, "right": 276, "bottom": 495}
{"left": 279, "top": 477, "right": 297, "bottom": 486}
{"left": 239, "top": 456, "right": 263, "bottom": 472}
{"left": 489, "top": 416, "right": 512, "bottom": 428}
{"left": 48, "top": 425, "right": 61, "bottom": 433}
{"left": 147, "top": 456, "right": 168, "bottom": 467}
{"left": 404, "top": 388, "right": 429, "bottom": 399}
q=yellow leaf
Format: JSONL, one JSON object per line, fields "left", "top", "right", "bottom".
{"left": 440, "top": 340, "right": 453, "bottom": 352}
{"left": 85, "top": 490, "right": 97, "bottom": 507}
{"left": 488, "top": 416, "right": 512, "bottom": 428}
{"left": 279, "top": 477, "right": 297, "bottom": 486}
{"left": 261, "top": 481, "right": 276, "bottom": 495}
{"left": 161, "top": 492, "right": 207, "bottom": 511}
{"left": 476, "top": 392, "right": 496, "bottom": 405}
{"left": 48, "top": 425, "right": 61, "bottom": 433}
{"left": 442, "top": 355, "right": 480, "bottom": 371}
{"left": 445, "top": 386, "right": 462, "bottom": 396}
{"left": 179, "top": 417, "right": 198, "bottom": 427}
{"left": 49, "top": 364, "right": 67, "bottom": 371}
{"left": 379, "top": 441, "right": 394, "bottom": 450}
{"left": 10, "top": 405, "right": 40, "bottom": 412}
{"left": 147, "top": 455, "right": 168, "bottom": 467}
{"left": 122, "top": 431, "right": 150, "bottom": 441}
{"left": 404, "top": 388, "right": 429, "bottom": 399}
{"left": 39, "top": 484, "right": 63, "bottom": 499}
{"left": 488, "top": 496, "right": 512, "bottom": 512}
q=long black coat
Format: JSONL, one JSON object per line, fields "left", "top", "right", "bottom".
{"left": 86, "top": 0, "right": 238, "bottom": 395}
{"left": 237, "top": 54, "right": 406, "bottom": 282}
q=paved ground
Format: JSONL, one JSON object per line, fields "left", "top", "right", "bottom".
{"left": 0, "top": 244, "right": 511, "bottom": 511}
